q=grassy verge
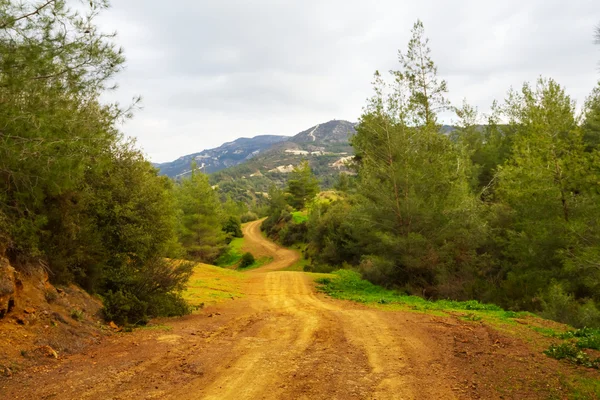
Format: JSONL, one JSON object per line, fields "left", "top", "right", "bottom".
{"left": 239, "top": 256, "right": 274, "bottom": 270}
{"left": 215, "top": 237, "right": 245, "bottom": 268}
{"left": 316, "top": 270, "right": 515, "bottom": 317}
{"left": 216, "top": 235, "right": 273, "bottom": 271}
{"left": 282, "top": 243, "right": 309, "bottom": 271}
{"left": 182, "top": 263, "right": 247, "bottom": 310}
{"left": 291, "top": 211, "right": 308, "bottom": 224}
{"left": 316, "top": 270, "right": 600, "bottom": 364}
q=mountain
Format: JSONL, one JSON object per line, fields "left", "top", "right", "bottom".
{"left": 155, "top": 135, "right": 288, "bottom": 178}
{"left": 156, "top": 120, "right": 357, "bottom": 180}
{"left": 290, "top": 120, "right": 356, "bottom": 146}
{"left": 206, "top": 120, "right": 357, "bottom": 200}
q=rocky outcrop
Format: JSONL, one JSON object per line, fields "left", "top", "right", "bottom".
{"left": 0, "top": 257, "right": 18, "bottom": 318}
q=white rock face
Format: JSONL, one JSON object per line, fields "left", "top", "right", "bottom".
{"left": 268, "top": 164, "right": 295, "bottom": 173}
{"left": 285, "top": 149, "right": 309, "bottom": 155}
{"left": 331, "top": 156, "right": 355, "bottom": 169}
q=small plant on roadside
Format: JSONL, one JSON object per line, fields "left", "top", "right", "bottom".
{"left": 557, "top": 328, "right": 600, "bottom": 350}
{"left": 544, "top": 343, "right": 600, "bottom": 369}
{"left": 239, "top": 252, "right": 255, "bottom": 269}
{"left": 70, "top": 309, "right": 84, "bottom": 321}
{"left": 44, "top": 289, "right": 58, "bottom": 303}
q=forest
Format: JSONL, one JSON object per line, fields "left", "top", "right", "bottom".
{"left": 263, "top": 21, "right": 600, "bottom": 328}
{"left": 0, "top": 0, "right": 248, "bottom": 325}
{"left": 2, "top": 0, "right": 600, "bottom": 331}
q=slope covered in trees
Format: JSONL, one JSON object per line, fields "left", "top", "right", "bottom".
{"left": 0, "top": 1, "right": 247, "bottom": 325}
{"left": 263, "top": 21, "right": 600, "bottom": 329}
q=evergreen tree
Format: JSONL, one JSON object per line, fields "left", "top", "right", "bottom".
{"left": 495, "top": 78, "right": 600, "bottom": 323}
{"left": 0, "top": 1, "right": 191, "bottom": 323}
{"left": 351, "top": 21, "right": 482, "bottom": 296}
{"left": 395, "top": 20, "right": 450, "bottom": 127}
{"left": 175, "top": 167, "right": 227, "bottom": 262}
{"left": 582, "top": 83, "right": 600, "bottom": 151}
{"left": 286, "top": 161, "right": 320, "bottom": 210}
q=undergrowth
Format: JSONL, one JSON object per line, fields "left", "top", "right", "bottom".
{"left": 215, "top": 238, "right": 271, "bottom": 270}
{"left": 215, "top": 237, "right": 245, "bottom": 267}
{"left": 316, "top": 270, "right": 508, "bottom": 313}
{"left": 541, "top": 327, "right": 600, "bottom": 369}
{"left": 291, "top": 211, "right": 309, "bottom": 224}
{"left": 544, "top": 343, "right": 600, "bottom": 369}
{"left": 317, "top": 270, "right": 600, "bottom": 374}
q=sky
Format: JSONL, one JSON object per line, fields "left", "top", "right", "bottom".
{"left": 96, "top": 0, "right": 600, "bottom": 163}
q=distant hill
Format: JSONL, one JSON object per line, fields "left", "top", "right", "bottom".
{"left": 208, "top": 120, "right": 357, "bottom": 189}
{"left": 156, "top": 121, "right": 463, "bottom": 204}
{"left": 157, "top": 120, "right": 357, "bottom": 181}
{"left": 155, "top": 135, "right": 289, "bottom": 178}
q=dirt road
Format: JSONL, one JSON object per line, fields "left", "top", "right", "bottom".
{"left": 1, "top": 220, "right": 581, "bottom": 399}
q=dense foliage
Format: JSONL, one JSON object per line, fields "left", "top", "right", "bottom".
{"left": 273, "top": 21, "right": 600, "bottom": 328}
{"left": 0, "top": 1, "right": 243, "bottom": 325}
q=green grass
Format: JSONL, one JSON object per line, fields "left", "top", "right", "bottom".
{"left": 215, "top": 237, "right": 245, "bottom": 267}
{"left": 315, "top": 269, "right": 600, "bottom": 387}
{"left": 182, "top": 263, "right": 247, "bottom": 309}
{"left": 559, "top": 375, "right": 600, "bottom": 400}
{"left": 291, "top": 211, "right": 309, "bottom": 224}
{"left": 316, "top": 270, "right": 509, "bottom": 314}
{"left": 284, "top": 257, "right": 310, "bottom": 272}
{"left": 282, "top": 243, "right": 309, "bottom": 271}
{"left": 239, "top": 256, "right": 274, "bottom": 270}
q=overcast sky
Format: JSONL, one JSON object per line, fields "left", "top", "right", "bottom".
{"left": 97, "top": 0, "right": 600, "bottom": 163}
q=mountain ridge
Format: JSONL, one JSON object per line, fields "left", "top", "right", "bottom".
{"left": 156, "top": 120, "right": 357, "bottom": 179}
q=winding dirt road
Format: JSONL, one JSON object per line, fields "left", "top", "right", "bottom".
{"left": 1, "top": 220, "right": 576, "bottom": 399}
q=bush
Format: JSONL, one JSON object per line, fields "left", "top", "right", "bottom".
{"left": 223, "top": 216, "right": 243, "bottom": 239}
{"left": 540, "top": 284, "right": 600, "bottom": 328}
{"left": 544, "top": 343, "right": 600, "bottom": 369}
{"left": 239, "top": 252, "right": 255, "bottom": 269}
{"left": 44, "top": 289, "right": 58, "bottom": 303}
{"left": 70, "top": 309, "right": 84, "bottom": 321}
{"left": 102, "top": 258, "right": 194, "bottom": 325}
{"left": 280, "top": 222, "right": 308, "bottom": 246}
{"left": 146, "top": 292, "right": 190, "bottom": 318}
{"left": 102, "top": 290, "right": 149, "bottom": 326}
{"left": 240, "top": 212, "right": 259, "bottom": 223}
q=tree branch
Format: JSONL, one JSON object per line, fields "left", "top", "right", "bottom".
{"left": 0, "top": 0, "right": 57, "bottom": 30}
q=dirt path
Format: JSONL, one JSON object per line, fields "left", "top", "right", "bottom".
{"left": 1, "top": 221, "right": 584, "bottom": 399}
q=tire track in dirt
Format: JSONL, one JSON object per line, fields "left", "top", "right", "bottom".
{"left": 192, "top": 220, "right": 457, "bottom": 400}
{"left": 2, "top": 220, "right": 458, "bottom": 400}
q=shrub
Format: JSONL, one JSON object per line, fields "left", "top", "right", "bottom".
{"left": 70, "top": 309, "right": 84, "bottom": 321}
{"left": 102, "top": 290, "right": 149, "bottom": 326}
{"left": 540, "top": 284, "right": 600, "bottom": 328}
{"left": 240, "top": 212, "right": 259, "bottom": 223}
{"left": 146, "top": 292, "right": 190, "bottom": 318}
{"left": 223, "top": 216, "right": 243, "bottom": 240}
{"left": 280, "top": 221, "right": 308, "bottom": 246}
{"left": 102, "top": 258, "right": 194, "bottom": 325}
{"left": 239, "top": 252, "right": 255, "bottom": 269}
{"left": 544, "top": 343, "right": 600, "bottom": 369}
{"left": 44, "top": 289, "right": 58, "bottom": 303}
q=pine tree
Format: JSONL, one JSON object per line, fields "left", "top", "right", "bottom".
{"left": 582, "top": 83, "right": 600, "bottom": 151}
{"left": 395, "top": 20, "right": 450, "bottom": 127}
{"left": 175, "top": 166, "right": 227, "bottom": 262}
{"left": 351, "top": 21, "right": 481, "bottom": 295}
{"left": 286, "top": 161, "right": 320, "bottom": 210}
{"left": 495, "top": 78, "right": 600, "bottom": 321}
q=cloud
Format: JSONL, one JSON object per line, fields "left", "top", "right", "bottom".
{"left": 96, "top": 0, "right": 600, "bottom": 162}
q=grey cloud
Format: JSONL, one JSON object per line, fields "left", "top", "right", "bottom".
{"left": 96, "top": 0, "right": 600, "bottom": 162}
